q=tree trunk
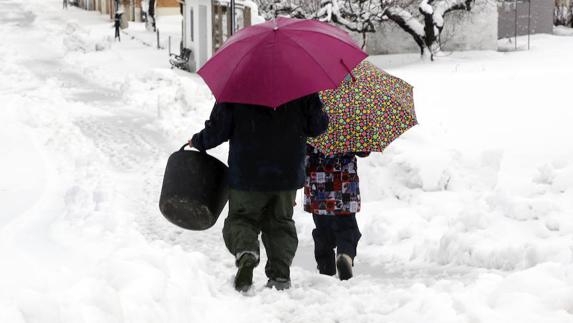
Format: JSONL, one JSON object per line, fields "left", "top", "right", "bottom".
{"left": 384, "top": 7, "right": 426, "bottom": 56}
{"left": 418, "top": 0, "right": 473, "bottom": 60}
{"left": 147, "top": 0, "right": 156, "bottom": 32}
{"left": 149, "top": 0, "right": 155, "bottom": 18}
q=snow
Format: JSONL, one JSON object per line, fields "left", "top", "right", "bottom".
{"left": 121, "top": 15, "right": 183, "bottom": 51}
{"left": 1, "top": 0, "right": 573, "bottom": 322}
{"left": 419, "top": 0, "right": 434, "bottom": 15}
{"left": 242, "top": 0, "right": 266, "bottom": 25}
{"left": 554, "top": 25, "right": 573, "bottom": 36}
{"left": 385, "top": 7, "right": 426, "bottom": 36}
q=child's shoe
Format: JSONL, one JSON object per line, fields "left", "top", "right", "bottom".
{"left": 317, "top": 254, "right": 336, "bottom": 276}
{"left": 336, "top": 253, "right": 353, "bottom": 281}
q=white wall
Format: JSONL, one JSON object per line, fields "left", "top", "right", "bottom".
{"left": 441, "top": 0, "right": 498, "bottom": 51}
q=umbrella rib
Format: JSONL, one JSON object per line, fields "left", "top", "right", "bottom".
{"left": 281, "top": 33, "right": 339, "bottom": 88}
{"left": 285, "top": 28, "right": 366, "bottom": 54}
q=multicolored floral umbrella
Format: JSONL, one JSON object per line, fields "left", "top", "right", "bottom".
{"left": 308, "top": 60, "right": 418, "bottom": 155}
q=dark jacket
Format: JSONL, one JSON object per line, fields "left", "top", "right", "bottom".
{"left": 191, "top": 94, "right": 329, "bottom": 191}
{"left": 304, "top": 144, "right": 370, "bottom": 216}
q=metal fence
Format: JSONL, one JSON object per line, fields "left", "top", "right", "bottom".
{"left": 498, "top": 0, "right": 553, "bottom": 39}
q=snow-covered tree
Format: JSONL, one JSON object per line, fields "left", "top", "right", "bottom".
{"left": 142, "top": 0, "right": 157, "bottom": 31}
{"left": 414, "top": 0, "right": 474, "bottom": 57}
{"left": 256, "top": 0, "right": 476, "bottom": 59}
{"left": 257, "top": 0, "right": 316, "bottom": 19}
{"left": 555, "top": 0, "right": 573, "bottom": 27}
{"left": 314, "top": 0, "right": 384, "bottom": 47}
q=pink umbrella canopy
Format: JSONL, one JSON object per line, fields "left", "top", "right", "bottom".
{"left": 197, "top": 17, "right": 368, "bottom": 108}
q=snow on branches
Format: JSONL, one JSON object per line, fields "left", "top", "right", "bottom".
{"left": 256, "top": 0, "right": 476, "bottom": 59}
{"left": 416, "top": 0, "right": 473, "bottom": 58}
{"left": 256, "top": 0, "right": 313, "bottom": 19}
{"left": 314, "top": 0, "right": 383, "bottom": 46}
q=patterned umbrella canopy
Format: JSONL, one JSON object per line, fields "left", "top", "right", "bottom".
{"left": 308, "top": 60, "right": 418, "bottom": 155}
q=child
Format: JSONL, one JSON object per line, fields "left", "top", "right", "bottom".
{"left": 304, "top": 144, "right": 369, "bottom": 280}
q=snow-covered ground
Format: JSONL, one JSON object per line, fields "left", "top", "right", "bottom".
{"left": 1, "top": 1, "right": 572, "bottom": 322}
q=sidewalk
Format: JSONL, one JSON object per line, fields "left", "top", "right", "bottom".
{"left": 120, "top": 15, "right": 183, "bottom": 54}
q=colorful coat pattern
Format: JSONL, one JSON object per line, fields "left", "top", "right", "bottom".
{"left": 304, "top": 145, "right": 366, "bottom": 216}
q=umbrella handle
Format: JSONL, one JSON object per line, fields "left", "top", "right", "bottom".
{"left": 340, "top": 59, "right": 356, "bottom": 82}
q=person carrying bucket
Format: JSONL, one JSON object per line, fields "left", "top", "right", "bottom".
{"left": 191, "top": 17, "right": 368, "bottom": 293}
{"left": 189, "top": 95, "right": 327, "bottom": 292}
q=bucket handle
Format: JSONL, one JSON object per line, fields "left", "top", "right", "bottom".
{"left": 179, "top": 143, "right": 204, "bottom": 153}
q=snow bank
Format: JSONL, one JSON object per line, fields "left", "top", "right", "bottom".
{"left": 62, "top": 21, "right": 113, "bottom": 53}
{"left": 553, "top": 25, "right": 573, "bottom": 36}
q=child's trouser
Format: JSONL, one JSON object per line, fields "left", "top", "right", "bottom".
{"left": 312, "top": 213, "right": 362, "bottom": 275}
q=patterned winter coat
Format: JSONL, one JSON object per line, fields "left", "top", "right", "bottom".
{"left": 304, "top": 144, "right": 369, "bottom": 216}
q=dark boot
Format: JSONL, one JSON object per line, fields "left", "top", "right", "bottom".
{"left": 336, "top": 253, "right": 353, "bottom": 281}
{"left": 333, "top": 214, "right": 361, "bottom": 280}
{"left": 312, "top": 214, "right": 336, "bottom": 276}
{"left": 265, "top": 278, "right": 291, "bottom": 290}
{"left": 332, "top": 214, "right": 361, "bottom": 260}
{"left": 234, "top": 253, "right": 257, "bottom": 292}
{"left": 317, "top": 255, "right": 336, "bottom": 276}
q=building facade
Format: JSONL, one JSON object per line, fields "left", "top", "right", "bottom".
{"left": 76, "top": 0, "right": 180, "bottom": 21}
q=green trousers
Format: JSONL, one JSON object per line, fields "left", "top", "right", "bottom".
{"left": 223, "top": 189, "right": 298, "bottom": 280}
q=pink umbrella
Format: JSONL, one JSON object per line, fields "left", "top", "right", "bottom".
{"left": 197, "top": 17, "right": 368, "bottom": 108}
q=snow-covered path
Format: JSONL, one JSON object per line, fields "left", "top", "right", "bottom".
{"left": 1, "top": 1, "right": 572, "bottom": 322}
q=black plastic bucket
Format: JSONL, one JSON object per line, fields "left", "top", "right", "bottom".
{"left": 159, "top": 144, "right": 229, "bottom": 230}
